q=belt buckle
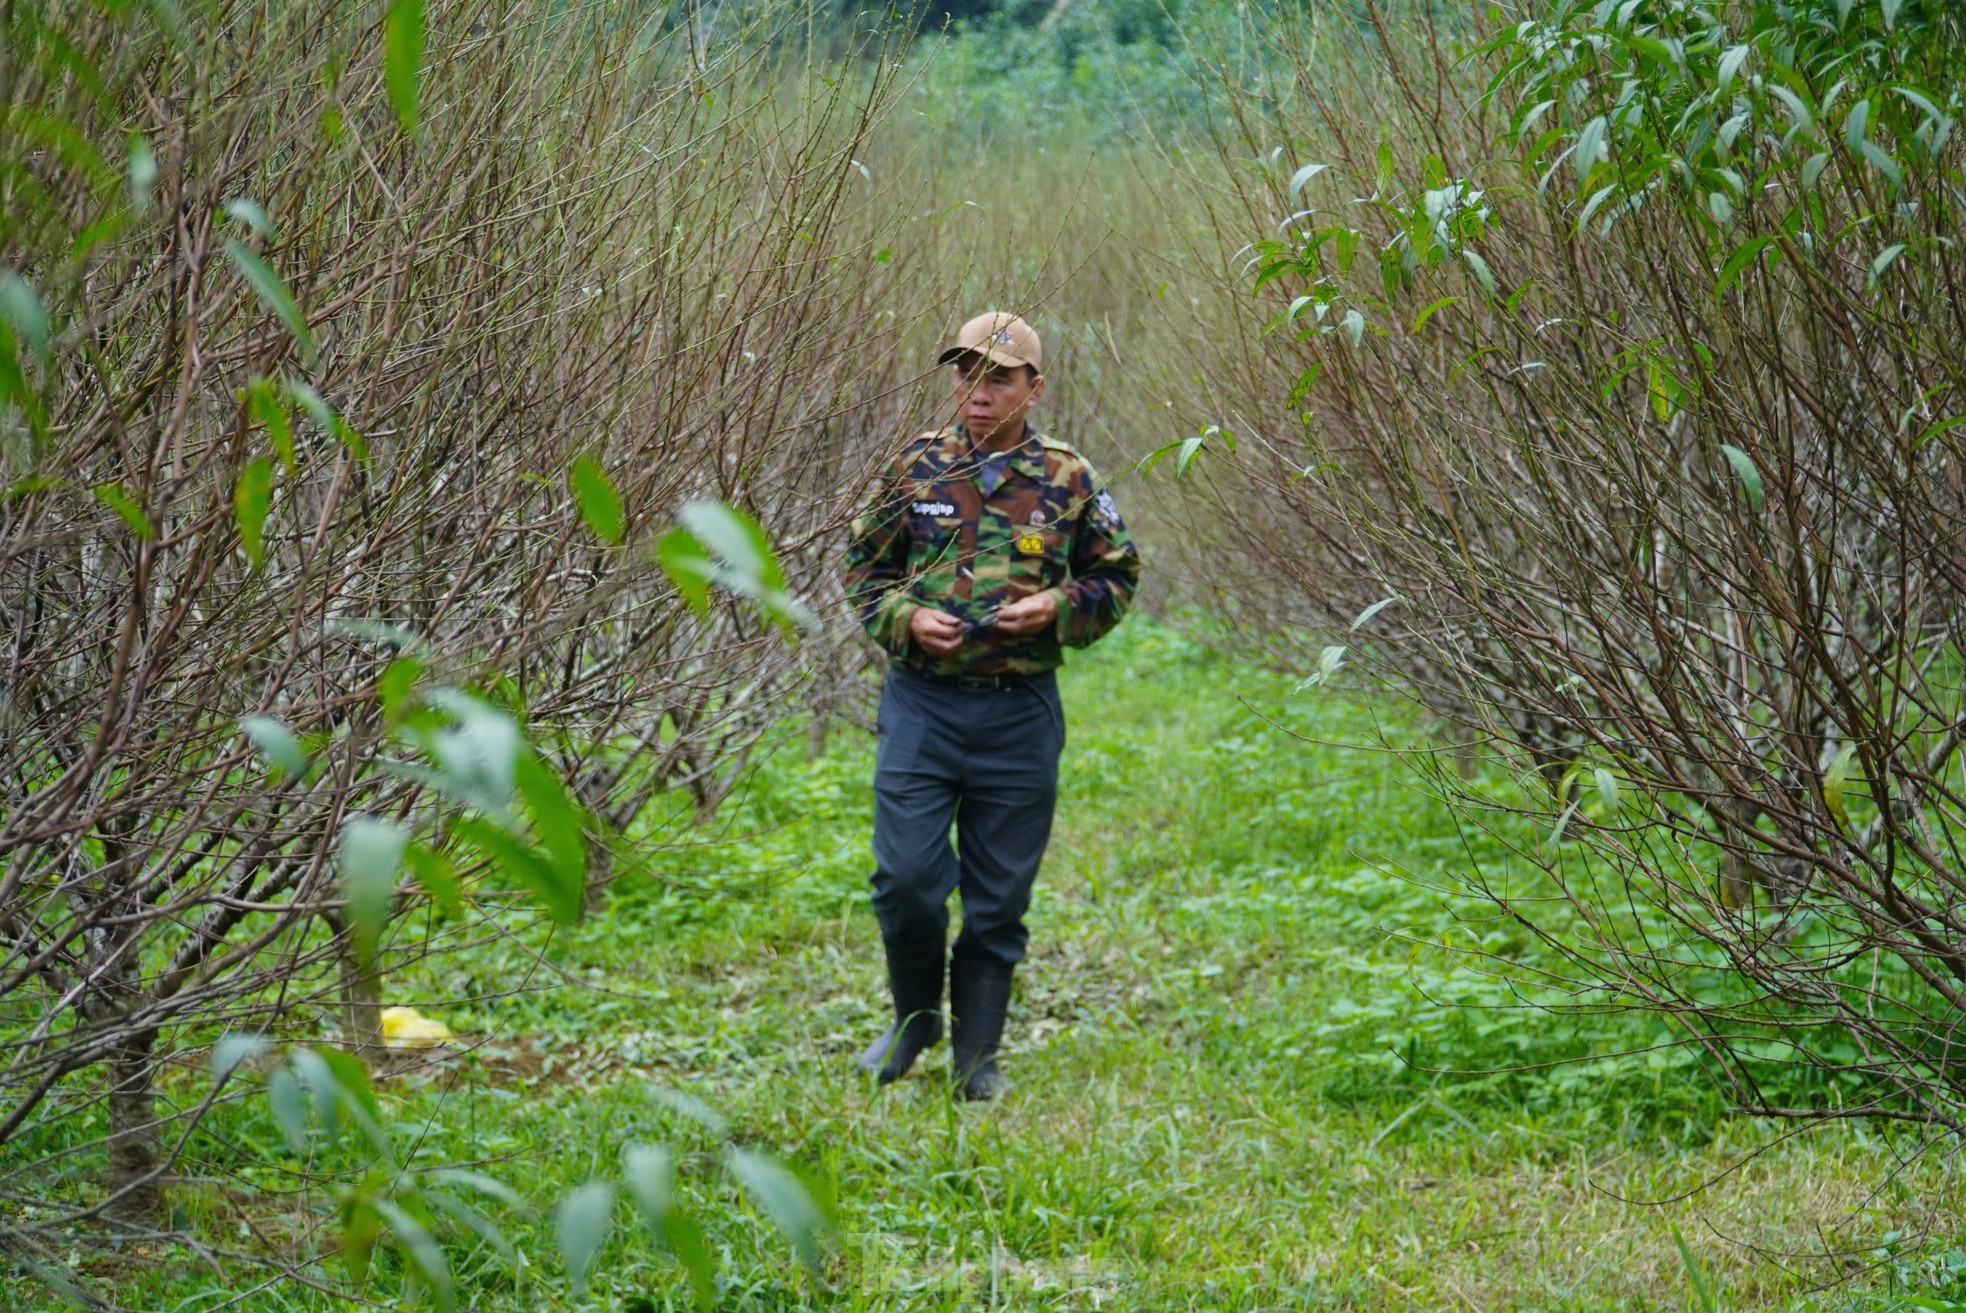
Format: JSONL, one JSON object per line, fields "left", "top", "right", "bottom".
{"left": 955, "top": 675, "right": 997, "bottom": 693}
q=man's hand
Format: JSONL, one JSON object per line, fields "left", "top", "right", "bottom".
{"left": 992, "top": 590, "right": 1057, "bottom": 638}
{"left": 909, "top": 607, "right": 965, "bottom": 657}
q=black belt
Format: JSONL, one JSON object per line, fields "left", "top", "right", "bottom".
{"left": 894, "top": 666, "right": 1054, "bottom": 693}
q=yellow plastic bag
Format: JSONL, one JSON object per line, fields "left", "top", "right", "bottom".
{"left": 380, "top": 1005, "right": 456, "bottom": 1049}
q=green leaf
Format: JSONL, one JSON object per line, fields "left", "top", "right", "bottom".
{"left": 726, "top": 1148, "right": 828, "bottom": 1275}
{"left": 268, "top": 1066, "right": 310, "bottom": 1155}
{"left": 310, "top": 1045, "right": 383, "bottom": 1129}
{"left": 1288, "top": 161, "right": 1328, "bottom": 201}
{"left": 340, "top": 1196, "right": 381, "bottom": 1288}
{"left": 555, "top": 1181, "right": 617, "bottom": 1299}
{"left": 375, "top": 1199, "right": 455, "bottom": 1313}
{"left": 1175, "top": 434, "right": 1206, "bottom": 476}
{"left": 569, "top": 453, "right": 625, "bottom": 544}
{"left": 288, "top": 1046, "right": 391, "bottom": 1161}
{"left": 428, "top": 1168, "right": 527, "bottom": 1210}
{"left": 662, "top": 501, "right": 812, "bottom": 633}
{"left": 1869, "top": 243, "right": 1906, "bottom": 288}
{"left": 379, "top": 655, "right": 423, "bottom": 722}
{"left": 1647, "top": 359, "right": 1687, "bottom": 422}
{"left": 233, "top": 458, "right": 273, "bottom": 566}
{"left": 1410, "top": 296, "right": 1461, "bottom": 335}
{"left": 658, "top": 526, "right": 715, "bottom": 617}
{"left": 211, "top": 1033, "right": 270, "bottom": 1081}
{"left": 384, "top": 0, "right": 425, "bottom": 137}
{"left": 1574, "top": 117, "right": 1607, "bottom": 186}
{"left": 678, "top": 500, "right": 779, "bottom": 589}
{"left": 1844, "top": 99, "right": 1871, "bottom": 152}
{"left": 514, "top": 748, "right": 588, "bottom": 895}
{"left": 650, "top": 1087, "right": 730, "bottom": 1135}
{"left": 1858, "top": 140, "right": 1903, "bottom": 190}
{"left": 1768, "top": 85, "right": 1814, "bottom": 137}
{"left": 1823, "top": 741, "right": 1858, "bottom": 828}
{"left": 223, "top": 197, "right": 275, "bottom": 240}
{"left": 1720, "top": 443, "right": 1765, "bottom": 511}
{"left": 405, "top": 842, "right": 463, "bottom": 918}
{"left": 424, "top": 688, "right": 522, "bottom": 815}
{"left": 240, "top": 713, "right": 311, "bottom": 779}
{"left": 127, "top": 133, "right": 157, "bottom": 212}
{"left": 0, "top": 272, "right": 50, "bottom": 364}
{"left": 422, "top": 1190, "right": 516, "bottom": 1268}
{"left": 288, "top": 380, "right": 369, "bottom": 464}
{"left": 247, "top": 377, "right": 296, "bottom": 475}
{"left": 1461, "top": 249, "right": 1496, "bottom": 296}
{"left": 1287, "top": 363, "right": 1323, "bottom": 405}
{"left": 1716, "top": 235, "right": 1778, "bottom": 294}
{"left": 1576, "top": 183, "right": 1618, "bottom": 232}
{"left": 1594, "top": 767, "right": 1620, "bottom": 813}
{"left": 225, "top": 240, "right": 317, "bottom": 366}
{"left": 337, "top": 816, "right": 407, "bottom": 971}
{"left": 328, "top": 618, "right": 425, "bottom": 651}
{"left": 1545, "top": 798, "right": 1581, "bottom": 854}
{"left": 1715, "top": 44, "right": 1750, "bottom": 93}
{"left": 454, "top": 816, "right": 583, "bottom": 925}
{"left": 1913, "top": 414, "right": 1966, "bottom": 450}
{"left": 624, "top": 1144, "right": 716, "bottom": 1311}
{"left": 4, "top": 476, "right": 63, "bottom": 500}
{"left": 94, "top": 482, "right": 154, "bottom": 539}
{"left": 1672, "top": 1224, "right": 1721, "bottom": 1313}
{"left": 1349, "top": 596, "right": 1402, "bottom": 632}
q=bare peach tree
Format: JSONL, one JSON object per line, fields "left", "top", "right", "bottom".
{"left": 0, "top": 0, "right": 944, "bottom": 1239}
{"left": 1153, "top": 0, "right": 1966, "bottom": 1128}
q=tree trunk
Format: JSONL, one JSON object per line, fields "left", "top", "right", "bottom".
{"left": 105, "top": 1029, "right": 162, "bottom": 1222}
{"left": 337, "top": 932, "right": 382, "bottom": 1057}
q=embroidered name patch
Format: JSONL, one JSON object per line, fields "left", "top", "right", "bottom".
{"left": 912, "top": 500, "right": 957, "bottom": 517}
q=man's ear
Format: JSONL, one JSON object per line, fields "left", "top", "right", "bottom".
{"left": 1029, "top": 373, "right": 1047, "bottom": 405}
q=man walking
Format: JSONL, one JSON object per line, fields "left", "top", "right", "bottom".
{"left": 843, "top": 312, "right": 1142, "bottom": 1100}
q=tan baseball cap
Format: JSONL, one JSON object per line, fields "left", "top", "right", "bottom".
{"left": 937, "top": 311, "right": 1042, "bottom": 373}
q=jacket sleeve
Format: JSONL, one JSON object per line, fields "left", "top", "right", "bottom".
{"left": 843, "top": 452, "right": 920, "bottom": 656}
{"left": 1051, "top": 460, "right": 1141, "bottom": 648}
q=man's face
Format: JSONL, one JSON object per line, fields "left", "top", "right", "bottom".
{"left": 950, "top": 352, "right": 1045, "bottom": 442}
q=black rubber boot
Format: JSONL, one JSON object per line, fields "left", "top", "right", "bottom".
{"left": 948, "top": 952, "right": 1014, "bottom": 1101}
{"left": 856, "top": 935, "right": 945, "bottom": 1083}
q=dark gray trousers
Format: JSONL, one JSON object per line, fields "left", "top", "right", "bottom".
{"left": 871, "top": 667, "right": 1065, "bottom": 967}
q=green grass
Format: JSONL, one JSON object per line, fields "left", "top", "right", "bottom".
{"left": 14, "top": 622, "right": 1966, "bottom": 1311}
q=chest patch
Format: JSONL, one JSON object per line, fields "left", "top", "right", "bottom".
{"left": 1015, "top": 533, "right": 1047, "bottom": 556}
{"left": 912, "top": 500, "right": 957, "bottom": 517}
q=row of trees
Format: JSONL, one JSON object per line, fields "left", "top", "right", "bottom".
{"left": 0, "top": 0, "right": 958, "bottom": 1259}
{"left": 1150, "top": 0, "right": 1966, "bottom": 1130}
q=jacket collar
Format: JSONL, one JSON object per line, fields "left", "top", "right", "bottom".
{"left": 951, "top": 424, "right": 1047, "bottom": 480}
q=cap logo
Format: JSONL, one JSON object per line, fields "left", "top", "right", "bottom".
{"left": 993, "top": 329, "right": 1016, "bottom": 346}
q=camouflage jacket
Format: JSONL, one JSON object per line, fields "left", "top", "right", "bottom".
{"left": 844, "top": 425, "right": 1142, "bottom": 676}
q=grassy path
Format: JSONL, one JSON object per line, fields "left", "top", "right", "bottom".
{"left": 107, "top": 625, "right": 1958, "bottom": 1311}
